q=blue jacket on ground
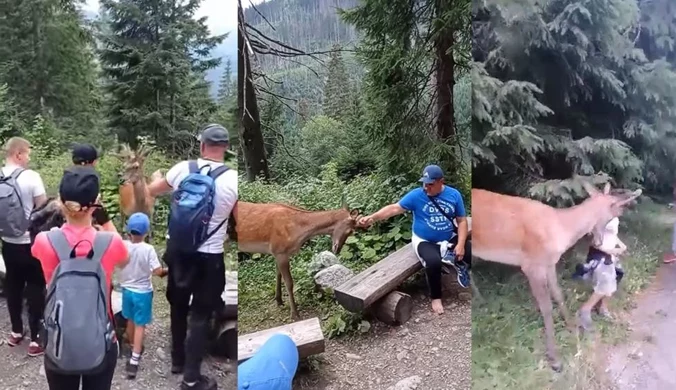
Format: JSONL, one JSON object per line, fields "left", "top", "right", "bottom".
{"left": 238, "top": 333, "right": 299, "bottom": 390}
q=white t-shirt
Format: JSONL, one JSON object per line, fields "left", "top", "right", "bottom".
{"left": 118, "top": 241, "right": 161, "bottom": 293}
{"left": 165, "top": 158, "right": 238, "bottom": 254}
{"left": 597, "top": 217, "right": 620, "bottom": 258}
{"left": 0, "top": 164, "right": 46, "bottom": 245}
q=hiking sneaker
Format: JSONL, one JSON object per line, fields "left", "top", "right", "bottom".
{"left": 664, "top": 252, "right": 676, "bottom": 264}
{"left": 180, "top": 375, "right": 217, "bottom": 390}
{"left": 441, "top": 254, "right": 470, "bottom": 288}
{"left": 27, "top": 342, "right": 44, "bottom": 357}
{"left": 126, "top": 362, "right": 139, "bottom": 379}
{"left": 7, "top": 332, "right": 24, "bottom": 347}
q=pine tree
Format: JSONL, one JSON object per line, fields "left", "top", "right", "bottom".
{"left": 218, "top": 58, "right": 235, "bottom": 104}
{"left": 98, "top": 0, "right": 225, "bottom": 152}
{"left": 0, "top": 0, "right": 101, "bottom": 136}
{"left": 323, "top": 45, "right": 352, "bottom": 120}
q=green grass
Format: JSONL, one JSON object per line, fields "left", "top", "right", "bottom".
{"left": 237, "top": 238, "right": 370, "bottom": 336}
{"left": 471, "top": 199, "right": 671, "bottom": 390}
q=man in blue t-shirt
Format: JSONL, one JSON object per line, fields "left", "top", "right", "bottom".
{"left": 358, "top": 164, "right": 471, "bottom": 315}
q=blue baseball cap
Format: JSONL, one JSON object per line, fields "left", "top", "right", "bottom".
{"left": 238, "top": 333, "right": 299, "bottom": 390}
{"left": 126, "top": 212, "right": 150, "bottom": 236}
{"left": 419, "top": 164, "right": 444, "bottom": 184}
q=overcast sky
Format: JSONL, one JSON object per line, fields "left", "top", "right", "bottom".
{"left": 82, "top": 0, "right": 265, "bottom": 37}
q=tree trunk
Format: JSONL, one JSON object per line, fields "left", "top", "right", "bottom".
{"left": 237, "top": 2, "right": 270, "bottom": 182}
{"left": 435, "top": 0, "right": 455, "bottom": 140}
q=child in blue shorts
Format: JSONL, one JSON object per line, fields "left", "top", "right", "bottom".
{"left": 119, "top": 212, "right": 167, "bottom": 379}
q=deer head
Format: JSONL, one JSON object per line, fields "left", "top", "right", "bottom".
{"left": 331, "top": 195, "right": 361, "bottom": 255}
{"left": 581, "top": 181, "right": 642, "bottom": 243}
{"left": 113, "top": 143, "right": 153, "bottom": 183}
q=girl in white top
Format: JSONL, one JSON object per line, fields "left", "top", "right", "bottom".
{"left": 578, "top": 217, "right": 627, "bottom": 330}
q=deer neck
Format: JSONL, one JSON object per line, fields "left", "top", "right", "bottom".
{"left": 130, "top": 174, "right": 148, "bottom": 212}
{"left": 554, "top": 200, "right": 601, "bottom": 252}
{"left": 294, "top": 209, "right": 346, "bottom": 244}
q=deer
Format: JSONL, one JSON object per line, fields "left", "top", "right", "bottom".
{"left": 232, "top": 197, "right": 361, "bottom": 320}
{"left": 472, "top": 180, "right": 642, "bottom": 372}
{"left": 114, "top": 143, "right": 163, "bottom": 236}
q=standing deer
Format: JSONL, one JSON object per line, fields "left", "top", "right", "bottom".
{"left": 472, "top": 181, "right": 641, "bottom": 371}
{"left": 115, "top": 143, "right": 163, "bottom": 232}
{"left": 233, "top": 198, "right": 360, "bottom": 320}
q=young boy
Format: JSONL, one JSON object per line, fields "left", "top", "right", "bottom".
{"left": 577, "top": 216, "right": 627, "bottom": 331}
{"left": 118, "top": 212, "right": 167, "bottom": 379}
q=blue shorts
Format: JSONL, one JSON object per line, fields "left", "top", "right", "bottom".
{"left": 238, "top": 333, "right": 298, "bottom": 390}
{"left": 121, "top": 288, "right": 153, "bottom": 326}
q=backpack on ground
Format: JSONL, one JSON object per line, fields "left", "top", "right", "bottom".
{"left": 0, "top": 167, "right": 28, "bottom": 237}
{"left": 168, "top": 160, "right": 229, "bottom": 253}
{"left": 42, "top": 230, "right": 116, "bottom": 375}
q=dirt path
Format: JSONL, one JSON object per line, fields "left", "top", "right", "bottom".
{"left": 605, "top": 263, "right": 676, "bottom": 389}
{"left": 293, "top": 276, "right": 471, "bottom": 390}
{"left": 0, "top": 297, "right": 237, "bottom": 390}
{"left": 605, "top": 210, "right": 676, "bottom": 389}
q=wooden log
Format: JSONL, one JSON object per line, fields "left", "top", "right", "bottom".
{"left": 211, "top": 319, "right": 237, "bottom": 360}
{"left": 238, "top": 317, "right": 325, "bottom": 363}
{"left": 373, "top": 291, "right": 413, "bottom": 325}
{"left": 334, "top": 217, "right": 472, "bottom": 313}
{"left": 335, "top": 243, "right": 421, "bottom": 312}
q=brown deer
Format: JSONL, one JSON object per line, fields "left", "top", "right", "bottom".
{"left": 114, "top": 143, "right": 163, "bottom": 225}
{"left": 472, "top": 181, "right": 641, "bottom": 371}
{"left": 233, "top": 198, "right": 361, "bottom": 320}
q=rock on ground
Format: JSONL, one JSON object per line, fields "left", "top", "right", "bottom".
{"left": 314, "top": 264, "right": 354, "bottom": 292}
{"left": 307, "top": 251, "right": 340, "bottom": 277}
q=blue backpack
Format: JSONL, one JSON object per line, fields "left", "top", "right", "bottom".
{"left": 168, "top": 161, "right": 229, "bottom": 252}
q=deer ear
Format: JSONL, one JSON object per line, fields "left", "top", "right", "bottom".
{"left": 349, "top": 209, "right": 359, "bottom": 219}
{"left": 603, "top": 183, "right": 611, "bottom": 195}
{"left": 581, "top": 181, "right": 599, "bottom": 197}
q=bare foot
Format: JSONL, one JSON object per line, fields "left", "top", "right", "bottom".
{"left": 431, "top": 299, "right": 444, "bottom": 315}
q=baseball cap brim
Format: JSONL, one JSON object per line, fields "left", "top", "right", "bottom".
{"left": 419, "top": 177, "right": 436, "bottom": 184}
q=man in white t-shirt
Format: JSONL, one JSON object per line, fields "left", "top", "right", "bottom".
{"left": 148, "top": 124, "right": 237, "bottom": 390}
{"left": 0, "top": 137, "right": 48, "bottom": 357}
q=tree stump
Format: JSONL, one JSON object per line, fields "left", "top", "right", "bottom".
{"left": 373, "top": 291, "right": 413, "bottom": 325}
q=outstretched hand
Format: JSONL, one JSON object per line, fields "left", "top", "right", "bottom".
{"left": 357, "top": 216, "right": 374, "bottom": 228}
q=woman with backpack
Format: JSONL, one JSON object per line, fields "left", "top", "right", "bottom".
{"left": 31, "top": 166, "right": 129, "bottom": 390}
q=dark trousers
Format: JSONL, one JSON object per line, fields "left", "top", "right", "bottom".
{"left": 164, "top": 242, "right": 226, "bottom": 383}
{"left": 416, "top": 237, "right": 472, "bottom": 300}
{"left": 2, "top": 240, "right": 46, "bottom": 341}
{"left": 45, "top": 342, "right": 119, "bottom": 390}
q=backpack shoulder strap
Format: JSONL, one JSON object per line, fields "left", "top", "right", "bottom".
{"left": 45, "top": 229, "right": 74, "bottom": 260}
{"left": 208, "top": 165, "right": 229, "bottom": 180}
{"left": 90, "top": 232, "right": 114, "bottom": 263}
{"left": 9, "top": 168, "right": 25, "bottom": 180}
{"left": 427, "top": 195, "right": 456, "bottom": 225}
{"left": 188, "top": 160, "right": 199, "bottom": 174}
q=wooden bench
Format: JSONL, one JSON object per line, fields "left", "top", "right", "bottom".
{"left": 334, "top": 217, "right": 472, "bottom": 324}
{"left": 237, "top": 317, "right": 325, "bottom": 363}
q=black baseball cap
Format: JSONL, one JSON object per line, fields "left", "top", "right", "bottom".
{"left": 59, "top": 166, "right": 100, "bottom": 208}
{"left": 197, "top": 124, "right": 229, "bottom": 146}
{"left": 72, "top": 143, "right": 98, "bottom": 165}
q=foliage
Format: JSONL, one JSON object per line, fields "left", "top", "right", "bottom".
{"left": 472, "top": 0, "right": 676, "bottom": 202}
{"left": 97, "top": 0, "right": 225, "bottom": 155}
{"left": 0, "top": 0, "right": 102, "bottom": 138}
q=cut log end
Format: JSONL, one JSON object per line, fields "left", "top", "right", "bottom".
{"left": 373, "top": 291, "right": 413, "bottom": 325}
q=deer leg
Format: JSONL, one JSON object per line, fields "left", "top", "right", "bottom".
{"left": 546, "top": 265, "right": 575, "bottom": 332}
{"left": 523, "top": 266, "right": 561, "bottom": 372}
{"left": 276, "top": 254, "right": 299, "bottom": 321}
{"left": 275, "top": 262, "right": 284, "bottom": 307}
